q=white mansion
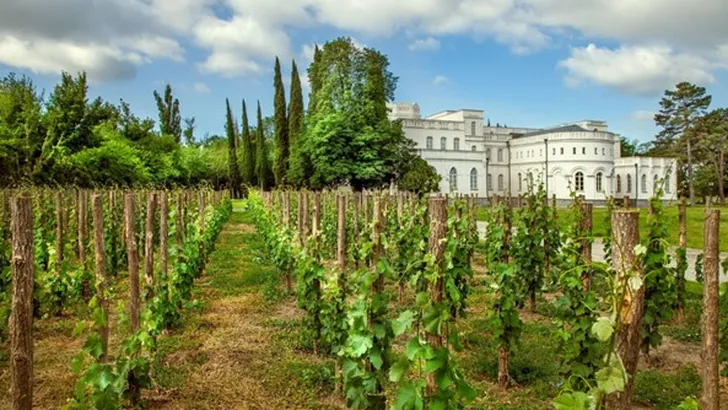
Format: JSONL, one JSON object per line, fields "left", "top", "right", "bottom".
{"left": 388, "top": 102, "right": 677, "bottom": 205}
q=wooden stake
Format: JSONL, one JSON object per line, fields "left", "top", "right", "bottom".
{"left": 144, "top": 192, "right": 156, "bottom": 300}
{"left": 176, "top": 192, "right": 184, "bottom": 251}
{"left": 312, "top": 192, "right": 321, "bottom": 239}
{"left": 580, "top": 201, "right": 593, "bottom": 291}
{"left": 302, "top": 192, "right": 310, "bottom": 246}
{"left": 676, "top": 197, "right": 687, "bottom": 323}
{"left": 10, "top": 196, "right": 34, "bottom": 410}
{"left": 606, "top": 210, "right": 641, "bottom": 410}
{"left": 426, "top": 197, "right": 447, "bottom": 395}
{"left": 91, "top": 194, "right": 109, "bottom": 361}
{"left": 55, "top": 191, "right": 63, "bottom": 278}
{"left": 701, "top": 209, "right": 721, "bottom": 410}
{"left": 160, "top": 191, "right": 168, "bottom": 279}
{"left": 124, "top": 193, "right": 140, "bottom": 332}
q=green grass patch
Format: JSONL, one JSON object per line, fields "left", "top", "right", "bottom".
{"left": 633, "top": 365, "right": 701, "bottom": 409}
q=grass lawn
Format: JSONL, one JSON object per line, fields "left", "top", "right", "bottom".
{"left": 477, "top": 204, "right": 728, "bottom": 250}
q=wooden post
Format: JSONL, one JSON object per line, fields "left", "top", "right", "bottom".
{"left": 606, "top": 210, "right": 641, "bottom": 409}
{"left": 335, "top": 194, "right": 346, "bottom": 394}
{"left": 701, "top": 209, "right": 721, "bottom": 410}
{"left": 124, "top": 193, "right": 140, "bottom": 332}
{"left": 55, "top": 191, "right": 64, "bottom": 277}
{"left": 676, "top": 197, "right": 687, "bottom": 323}
{"left": 144, "top": 192, "right": 156, "bottom": 300}
{"left": 283, "top": 191, "right": 291, "bottom": 230}
{"left": 91, "top": 194, "right": 109, "bottom": 361}
{"left": 302, "top": 192, "right": 310, "bottom": 246}
{"left": 77, "top": 190, "right": 87, "bottom": 266}
{"left": 160, "top": 191, "right": 168, "bottom": 280}
{"left": 297, "top": 191, "right": 304, "bottom": 246}
{"left": 368, "top": 195, "right": 385, "bottom": 408}
{"left": 580, "top": 201, "right": 593, "bottom": 291}
{"left": 10, "top": 196, "right": 34, "bottom": 410}
{"left": 426, "top": 197, "right": 447, "bottom": 395}
{"left": 176, "top": 192, "right": 184, "bottom": 251}
{"left": 198, "top": 191, "right": 206, "bottom": 234}
{"left": 312, "top": 192, "right": 321, "bottom": 239}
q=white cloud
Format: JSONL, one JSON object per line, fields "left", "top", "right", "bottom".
{"left": 301, "top": 43, "right": 317, "bottom": 64}
{"left": 409, "top": 37, "right": 440, "bottom": 51}
{"left": 193, "top": 82, "right": 211, "bottom": 93}
{"left": 433, "top": 75, "right": 449, "bottom": 85}
{"left": 559, "top": 44, "right": 716, "bottom": 96}
{"left": 631, "top": 110, "right": 655, "bottom": 122}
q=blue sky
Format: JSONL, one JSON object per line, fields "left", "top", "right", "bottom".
{"left": 2, "top": 0, "right": 727, "bottom": 144}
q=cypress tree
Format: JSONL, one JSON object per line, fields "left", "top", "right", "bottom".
{"left": 153, "top": 84, "right": 182, "bottom": 142}
{"left": 241, "top": 99, "right": 255, "bottom": 187}
{"left": 307, "top": 45, "right": 322, "bottom": 115}
{"left": 288, "top": 59, "right": 309, "bottom": 187}
{"left": 273, "top": 56, "right": 289, "bottom": 186}
{"left": 255, "top": 100, "right": 270, "bottom": 190}
{"left": 225, "top": 98, "right": 241, "bottom": 198}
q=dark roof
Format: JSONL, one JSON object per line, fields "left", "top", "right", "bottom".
{"left": 514, "top": 124, "right": 588, "bottom": 138}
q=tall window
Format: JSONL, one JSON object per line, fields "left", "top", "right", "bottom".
{"left": 471, "top": 122, "right": 476, "bottom": 136}
{"left": 449, "top": 167, "right": 457, "bottom": 191}
{"left": 582, "top": 147, "right": 586, "bottom": 154}
{"left": 426, "top": 136, "right": 433, "bottom": 149}
{"left": 472, "top": 145, "right": 477, "bottom": 152}
{"left": 497, "top": 149, "right": 503, "bottom": 162}
{"left": 487, "top": 174, "right": 493, "bottom": 191}
{"left": 518, "top": 173, "right": 523, "bottom": 192}
{"left": 665, "top": 176, "right": 671, "bottom": 193}
{"left": 616, "top": 175, "right": 622, "bottom": 193}
{"left": 641, "top": 174, "right": 647, "bottom": 193}
{"left": 498, "top": 174, "right": 504, "bottom": 191}
{"left": 602, "top": 147, "right": 605, "bottom": 155}
{"left": 573, "top": 147, "right": 576, "bottom": 155}
{"left": 440, "top": 137, "right": 446, "bottom": 150}
{"left": 626, "top": 174, "right": 632, "bottom": 193}
{"left": 594, "top": 147, "right": 598, "bottom": 155}
{"left": 552, "top": 148, "right": 556, "bottom": 155}
{"left": 560, "top": 147, "right": 564, "bottom": 155}
{"left": 596, "top": 172, "right": 603, "bottom": 192}
{"left": 454, "top": 138, "right": 460, "bottom": 151}
{"left": 575, "top": 171, "right": 584, "bottom": 192}
{"left": 653, "top": 174, "right": 659, "bottom": 191}
{"left": 486, "top": 148, "right": 491, "bottom": 160}
{"left": 470, "top": 168, "right": 478, "bottom": 190}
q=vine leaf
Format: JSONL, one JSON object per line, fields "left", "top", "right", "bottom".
{"left": 553, "top": 391, "right": 590, "bottom": 410}
{"left": 595, "top": 364, "right": 625, "bottom": 394}
{"left": 392, "top": 310, "right": 415, "bottom": 337}
{"left": 591, "top": 317, "right": 615, "bottom": 342}
{"left": 389, "top": 358, "right": 409, "bottom": 382}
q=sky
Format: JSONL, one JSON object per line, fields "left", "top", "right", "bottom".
{"left": 1, "top": 0, "right": 727, "bottom": 144}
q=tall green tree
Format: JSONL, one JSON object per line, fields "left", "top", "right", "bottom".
{"left": 153, "top": 84, "right": 182, "bottom": 142}
{"left": 288, "top": 59, "right": 311, "bottom": 187}
{"left": 273, "top": 57, "right": 289, "bottom": 186}
{"left": 225, "top": 98, "right": 241, "bottom": 198}
{"left": 241, "top": 99, "right": 256, "bottom": 186}
{"left": 695, "top": 108, "right": 728, "bottom": 204}
{"left": 307, "top": 45, "right": 322, "bottom": 116}
{"left": 183, "top": 117, "right": 196, "bottom": 146}
{"left": 654, "top": 82, "right": 712, "bottom": 204}
{"left": 255, "top": 100, "right": 271, "bottom": 190}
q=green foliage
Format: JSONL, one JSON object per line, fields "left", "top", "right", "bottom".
{"left": 240, "top": 100, "right": 256, "bottom": 187}
{"left": 513, "top": 180, "right": 549, "bottom": 310}
{"left": 225, "top": 99, "right": 242, "bottom": 198}
{"left": 153, "top": 84, "right": 182, "bottom": 143}
{"left": 255, "top": 101, "right": 273, "bottom": 190}
{"left": 397, "top": 157, "right": 441, "bottom": 195}
{"left": 273, "top": 57, "right": 290, "bottom": 187}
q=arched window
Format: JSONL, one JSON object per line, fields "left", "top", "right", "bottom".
{"left": 573, "top": 147, "right": 576, "bottom": 155}
{"left": 440, "top": 137, "right": 447, "bottom": 150}
{"left": 518, "top": 173, "right": 523, "bottom": 192}
{"left": 602, "top": 147, "right": 605, "bottom": 155}
{"left": 497, "top": 149, "right": 503, "bottom": 162}
{"left": 487, "top": 174, "right": 493, "bottom": 191}
{"left": 596, "top": 172, "right": 603, "bottom": 192}
{"left": 594, "top": 147, "right": 598, "bottom": 155}
{"left": 454, "top": 138, "right": 460, "bottom": 151}
{"left": 486, "top": 148, "right": 492, "bottom": 160}
{"left": 471, "top": 122, "right": 476, "bottom": 136}
{"left": 626, "top": 174, "right": 632, "bottom": 193}
{"left": 470, "top": 168, "right": 478, "bottom": 190}
{"left": 471, "top": 145, "right": 477, "bottom": 152}
{"left": 553, "top": 148, "right": 556, "bottom": 155}
{"left": 641, "top": 174, "right": 647, "bottom": 193}
{"left": 653, "top": 174, "right": 659, "bottom": 191}
{"left": 665, "top": 175, "right": 671, "bottom": 193}
{"left": 582, "top": 147, "right": 586, "bottom": 154}
{"left": 449, "top": 167, "right": 457, "bottom": 191}
{"left": 498, "top": 174, "right": 504, "bottom": 191}
{"left": 560, "top": 147, "right": 564, "bottom": 155}
{"left": 575, "top": 171, "right": 584, "bottom": 192}
{"left": 426, "top": 136, "right": 433, "bottom": 149}
{"left": 616, "top": 175, "right": 622, "bottom": 193}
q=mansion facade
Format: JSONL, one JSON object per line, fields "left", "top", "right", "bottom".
{"left": 388, "top": 102, "right": 677, "bottom": 205}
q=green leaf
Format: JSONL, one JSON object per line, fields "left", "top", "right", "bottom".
{"left": 71, "top": 352, "right": 86, "bottom": 374}
{"left": 591, "top": 317, "right": 615, "bottom": 342}
{"left": 72, "top": 321, "right": 86, "bottom": 337}
{"left": 389, "top": 358, "right": 409, "bottom": 382}
{"left": 392, "top": 310, "right": 415, "bottom": 337}
{"left": 406, "top": 338, "right": 424, "bottom": 361}
{"left": 370, "top": 349, "right": 383, "bottom": 370}
{"left": 553, "top": 391, "right": 591, "bottom": 410}
{"left": 595, "top": 364, "right": 625, "bottom": 394}
{"left": 348, "top": 334, "right": 372, "bottom": 358}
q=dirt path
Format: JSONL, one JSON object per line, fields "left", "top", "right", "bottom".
{"left": 146, "top": 210, "right": 344, "bottom": 410}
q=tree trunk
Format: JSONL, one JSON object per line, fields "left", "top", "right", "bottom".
{"left": 10, "top": 196, "right": 34, "bottom": 410}
{"left": 91, "top": 195, "right": 109, "bottom": 361}
{"left": 687, "top": 139, "right": 696, "bottom": 206}
{"left": 701, "top": 209, "right": 720, "bottom": 410}
{"left": 606, "top": 210, "right": 642, "bottom": 410}
{"left": 497, "top": 347, "right": 509, "bottom": 388}
{"left": 718, "top": 150, "right": 725, "bottom": 206}
{"left": 125, "top": 193, "right": 140, "bottom": 332}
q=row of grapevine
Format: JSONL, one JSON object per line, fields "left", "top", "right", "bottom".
{"left": 249, "top": 189, "right": 478, "bottom": 409}
{"left": 1, "top": 188, "right": 231, "bottom": 410}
